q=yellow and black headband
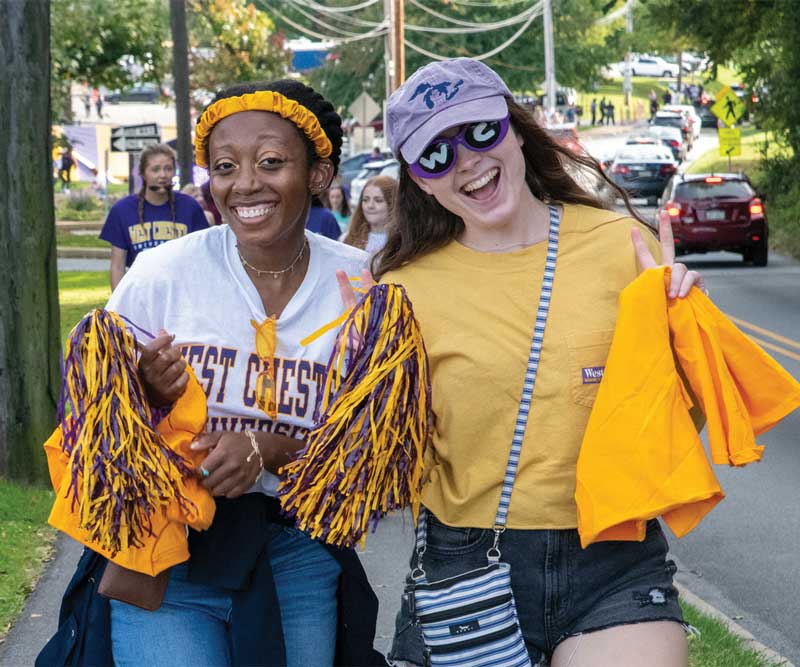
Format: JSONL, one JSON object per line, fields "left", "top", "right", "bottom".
{"left": 194, "top": 90, "right": 334, "bottom": 168}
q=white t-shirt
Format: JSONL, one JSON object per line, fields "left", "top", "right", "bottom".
{"left": 107, "top": 225, "right": 368, "bottom": 495}
{"left": 365, "top": 231, "right": 388, "bottom": 258}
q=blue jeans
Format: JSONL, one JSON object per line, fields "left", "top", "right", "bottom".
{"left": 110, "top": 526, "right": 341, "bottom": 666}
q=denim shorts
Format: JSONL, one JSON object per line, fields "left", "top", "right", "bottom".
{"left": 389, "top": 512, "right": 683, "bottom": 666}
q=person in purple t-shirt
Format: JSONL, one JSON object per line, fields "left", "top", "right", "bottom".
{"left": 305, "top": 195, "right": 342, "bottom": 240}
{"left": 100, "top": 144, "right": 209, "bottom": 289}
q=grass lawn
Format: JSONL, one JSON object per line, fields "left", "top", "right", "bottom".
{"left": 0, "top": 481, "right": 56, "bottom": 638}
{"left": 683, "top": 602, "right": 782, "bottom": 666}
{"left": 56, "top": 230, "right": 109, "bottom": 249}
{"left": 58, "top": 271, "right": 111, "bottom": 341}
{"left": 578, "top": 76, "right": 673, "bottom": 126}
{"left": 686, "top": 126, "right": 787, "bottom": 175}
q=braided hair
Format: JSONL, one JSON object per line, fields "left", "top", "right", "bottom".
{"left": 137, "top": 143, "right": 177, "bottom": 229}
{"left": 203, "top": 80, "right": 344, "bottom": 178}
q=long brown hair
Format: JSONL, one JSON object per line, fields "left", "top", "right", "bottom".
{"left": 137, "top": 143, "right": 176, "bottom": 227}
{"left": 343, "top": 175, "right": 398, "bottom": 250}
{"left": 373, "top": 98, "right": 645, "bottom": 279}
{"left": 321, "top": 183, "right": 351, "bottom": 217}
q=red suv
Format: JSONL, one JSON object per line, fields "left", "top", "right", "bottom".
{"left": 659, "top": 173, "right": 768, "bottom": 266}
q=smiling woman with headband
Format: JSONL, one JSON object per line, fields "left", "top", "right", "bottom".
{"left": 94, "top": 80, "right": 383, "bottom": 667}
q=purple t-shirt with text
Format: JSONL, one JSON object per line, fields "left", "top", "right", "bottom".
{"left": 100, "top": 191, "right": 209, "bottom": 266}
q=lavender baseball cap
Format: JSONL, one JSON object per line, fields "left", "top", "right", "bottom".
{"left": 386, "top": 58, "right": 513, "bottom": 164}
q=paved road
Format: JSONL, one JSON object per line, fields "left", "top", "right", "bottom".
{"left": 586, "top": 121, "right": 800, "bottom": 663}
{"left": 669, "top": 251, "right": 800, "bottom": 664}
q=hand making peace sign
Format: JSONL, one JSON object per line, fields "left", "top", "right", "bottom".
{"left": 631, "top": 210, "right": 707, "bottom": 298}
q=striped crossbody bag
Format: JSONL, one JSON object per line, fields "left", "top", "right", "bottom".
{"left": 404, "top": 204, "right": 561, "bottom": 667}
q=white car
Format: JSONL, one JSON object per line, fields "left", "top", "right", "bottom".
{"left": 348, "top": 159, "right": 400, "bottom": 208}
{"left": 662, "top": 104, "right": 702, "bottom": 141}
{"left": 619, "top": 55, "right": 679, "bottom": 78}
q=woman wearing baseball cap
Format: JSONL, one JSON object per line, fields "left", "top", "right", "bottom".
{"left": 340, "top": 58, "right": 704, "bottom": 666}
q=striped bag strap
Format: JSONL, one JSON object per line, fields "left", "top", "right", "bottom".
{"left": 414, "top": 204, "right": 562, "bottom": 576}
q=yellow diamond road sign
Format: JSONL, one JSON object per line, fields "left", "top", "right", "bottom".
{"left": 711, "top": 86, "right": 746, "bottom": 126}
{"left": 718, "top": 127, "right": 742, "bottom": 157}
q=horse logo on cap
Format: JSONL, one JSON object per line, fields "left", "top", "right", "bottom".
{"left": 409, "top": 79, "right": 464, "bottom": 109}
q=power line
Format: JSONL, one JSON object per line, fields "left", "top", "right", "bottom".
{"left": 405, "top": 1, "right": 542, "bottom": 33}
{"left": 407, "top": 0, "right": 540, "bottom": 29}
{"left": 404, "top": 5, "right": 540, "bottom": 62}
{"left": 292, "top": 0, "right": 382, "bottom": 12}
{"left": 284, "top": 0, "right": 366, "bottom": 36}
{"left": 260, "top": 1, "right": 388, "bottom": 43}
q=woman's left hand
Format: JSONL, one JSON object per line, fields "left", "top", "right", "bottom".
{"left": 190, "top": 431, "right": 262, "bottom": 498}
{"left": 631, "top": 210, "right": 706, "bottom": 298}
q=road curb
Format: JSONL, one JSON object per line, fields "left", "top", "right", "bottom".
{"left": 57, "top": 246, "right": 110, "bottom": 259}
{"left": 677, "top": 582, "right": 796, "bottom": 666}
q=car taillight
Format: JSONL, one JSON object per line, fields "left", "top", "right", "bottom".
{"left": 749, "top": 198, "right": 764, "bottom": 217}
{"left": 612, "top": 164, "right": 630, "bottom": 175}
{"left": 665, "top": 202, "right": 681, "bottom": 217}
{"left": 659, "top": 164, "right": 677, "bottom": 175}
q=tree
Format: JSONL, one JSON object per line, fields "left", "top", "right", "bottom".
{"left": 0, "top": 0, "right": 61, "bottom": 481}
{"left": 642, "top": 0, "right": 800, "bottom": 157}
{"left": 188, "top": 0, "right": 290, "bottom": 109}
{"left": 50, "top": 0, "right": 171, "bottom": 122}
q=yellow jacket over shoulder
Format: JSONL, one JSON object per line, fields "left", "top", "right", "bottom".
{"left": 576, "top": 267, "right": 800, "bottom": 547}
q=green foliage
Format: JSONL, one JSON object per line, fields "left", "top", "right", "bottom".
{"left": 751, "top": 155, "right": 800, "bottom": 260}
{"left": 50, "top": 0, "right": 170, "bottom": 121}
{"left": 188, "top": 0, "right": 290, "bottom": 106}
{"left": 0, "top": 480, "right": 56, "bottom": 637}
{"left": 646, "top": 0, "right": 800, "bottom": 156}
{"left": 55, "top": 193, "right": 105, "bottom": 221}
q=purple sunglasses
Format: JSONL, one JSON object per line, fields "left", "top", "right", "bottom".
{"left": 409, "top": 115, "right": 510, "bottom": 179}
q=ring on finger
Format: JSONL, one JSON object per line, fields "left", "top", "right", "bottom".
{"left": 199, "top": 465, "right": 210, "bottom": 478}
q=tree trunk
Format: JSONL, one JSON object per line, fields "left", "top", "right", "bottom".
{"left": 171, "top": 0, "right": 193, "bottom": 188}
{"left": 0, "top": 0, "right": 61, "bottom": 481}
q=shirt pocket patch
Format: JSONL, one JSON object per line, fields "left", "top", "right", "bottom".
{"left": 567, "top": 330, "right": 614, "bottom": 408}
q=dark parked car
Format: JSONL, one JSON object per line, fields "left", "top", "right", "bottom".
{"left": 106, "top": 84, "right": 161, "bottom": 104}
{"left": 659, "top": 173, "right": 768, "bottom": 266}
{"left": 695, "top": 104, "right": 718, "bottom": 128}
{"left": 609, "top": 144, "right": 677, "bottom": 204}
{"left": 338, "top": 150, "right": 392, "bottom": 189}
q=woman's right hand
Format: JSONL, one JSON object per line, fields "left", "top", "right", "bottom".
{"left": 336, "top": 268, "right": 375, "bottom": 310}
{"left": 138, "top": 330, "right": 189, "bottom": 407}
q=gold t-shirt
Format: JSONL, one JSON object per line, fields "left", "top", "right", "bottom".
{"left": 383, "top": 203, "right": 661, "bottom": 529}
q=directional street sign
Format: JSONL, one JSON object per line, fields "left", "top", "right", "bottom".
{"left": 348, "top": 92, "right": 380, "bottom": 126}
{"left": 111, "top": 136, "right": 162, "bottom": 152}
{"left": 718, "top": 127, "right": 742, "bottom": 157}
{"left": 110, "top": 123, "right": 161, "bottom": 152}
{"left": 711, "top": 86, "right": 746, "bottom": 126}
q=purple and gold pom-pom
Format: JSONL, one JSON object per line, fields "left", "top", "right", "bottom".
{"left": 278, "top": 284, "right": 432, "bottom": 548}
{"left": 57, "top": 309, "right": 195, "bottom": 556}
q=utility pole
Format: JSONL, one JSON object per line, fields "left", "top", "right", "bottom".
{"left": 624, "top": 0, "right": 633, "bottom": 113}
{"left": 385, "top": 0, "right": 405, "bottom": 94}
{"left": 383, "top": 0, "right": 392, "bottom": 95}
{"left": 170, "top": 0, "right": 192, "bottom": 188}
{"left": 543, "top": 0, "right": 556, "bottom": 117}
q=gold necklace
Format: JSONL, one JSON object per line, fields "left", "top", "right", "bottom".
{"left": 237, "top": 239, "right": 307, "bottom": 279}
